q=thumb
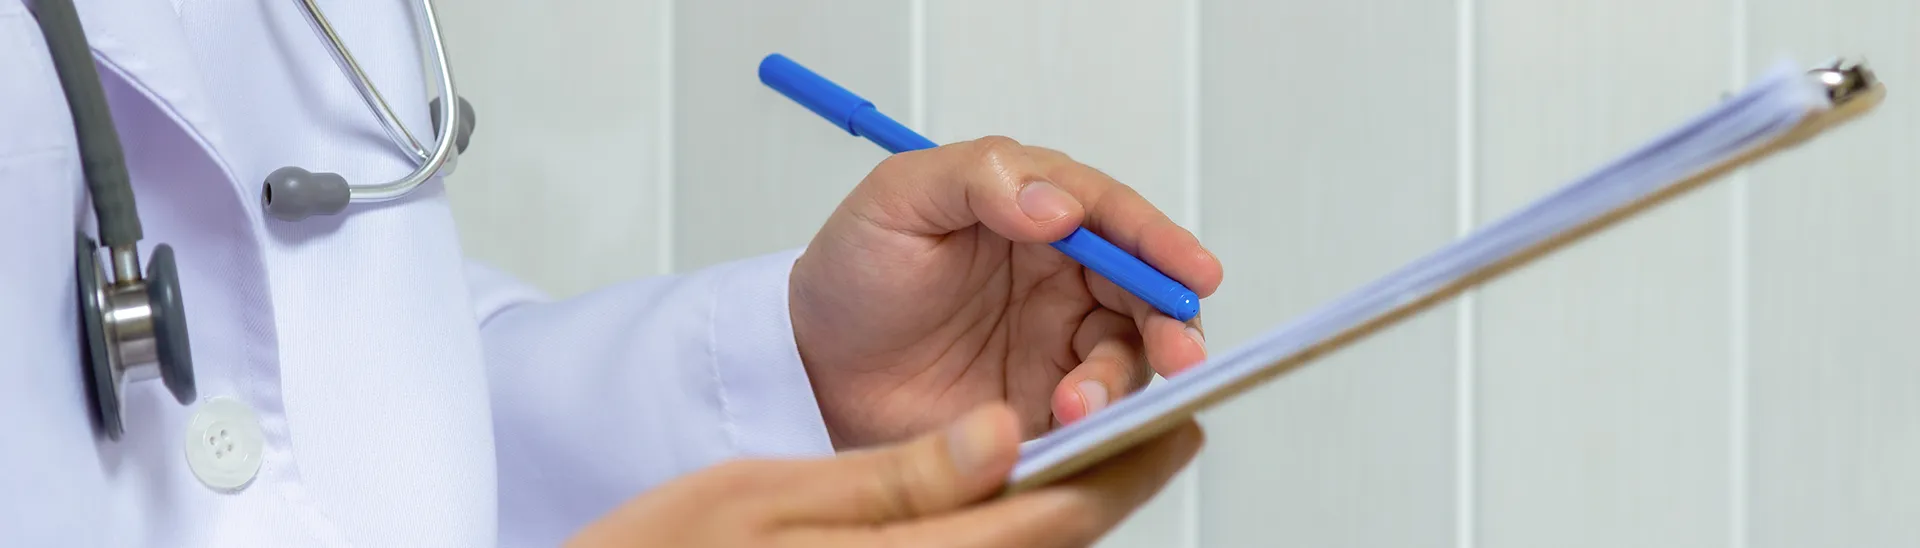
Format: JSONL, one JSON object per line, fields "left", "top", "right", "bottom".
{"left": 853, "top": 136, "right": 1084, "bottom": 243}
{"left": 785, "top": 404, "right": 1023, "bottom": 523}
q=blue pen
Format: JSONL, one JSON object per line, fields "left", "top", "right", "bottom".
{"left": 758, "top": 53, "right": 1200, "bottom": 322}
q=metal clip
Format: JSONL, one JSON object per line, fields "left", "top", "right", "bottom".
{"left": 1810, "top": 59, "right": 1883, "bottom": 106}
{"left": 1769, "top": 58, "right": 1887, "bottom": 149}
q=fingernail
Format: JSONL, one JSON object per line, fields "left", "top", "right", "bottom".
{"left": 1017, "top": 181, "right": 1075, "bottom": 223}
{"left": 1077, "top": 380, "right": 1109, "bottom": 415}
{"left": 1185, "top": 326, "right": 1206, "bottom": 349}
{"left": 946, "top": 411, "right": 997, "bottom": 477}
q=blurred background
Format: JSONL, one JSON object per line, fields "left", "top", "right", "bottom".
{"left": 436, "top": 1, "right": 1917, "bottom": 546}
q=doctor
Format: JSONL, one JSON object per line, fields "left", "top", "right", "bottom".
{"left": 1, "top": 0, "right": 1220, "bottom": 546}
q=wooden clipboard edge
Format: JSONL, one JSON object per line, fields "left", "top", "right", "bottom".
{"left": 1003, "top": 65, "right": 1886, "bottom": 495}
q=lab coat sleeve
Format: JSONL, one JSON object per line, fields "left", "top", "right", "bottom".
{"left": 465, "top": 249, "right": 836, "bottom": 546}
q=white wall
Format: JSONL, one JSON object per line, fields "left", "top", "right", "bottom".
{"left": 439, "top": 1, "right": 1920, "bottom": 546}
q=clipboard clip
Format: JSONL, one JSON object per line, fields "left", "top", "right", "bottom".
{"left": 1772, "top": 59, "right": 1885, "bottom": 148}
{"left": 1812, "top": 59, "right": 1880, "bottom": 105}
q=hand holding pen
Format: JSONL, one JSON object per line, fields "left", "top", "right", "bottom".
{"left": 761, "top": 54, "right": 1204, "bottom": 323}
{"left": 765, "top": 53, "right": 1220, "bottom": 446}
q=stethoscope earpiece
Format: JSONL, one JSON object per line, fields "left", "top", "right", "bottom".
{"left": 260, "top": 93, "right": 477, "bottom": 223}
{"left": 430, "top": 96, "right": 476, "bottom": 155}
{"left": 262, "top": 166, "right": 350, "bottom": 222}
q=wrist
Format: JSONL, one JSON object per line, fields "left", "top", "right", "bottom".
{"left": 788, "top": 254, "right": 853, "bottom": 450}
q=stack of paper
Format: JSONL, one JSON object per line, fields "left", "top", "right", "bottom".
{"left": 1011, "top": 59, "right": 1876, "bottom": 491}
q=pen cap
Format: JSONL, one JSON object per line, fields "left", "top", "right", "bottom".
{"left": 759, "top": 54, "right": 871, "bottom": 135}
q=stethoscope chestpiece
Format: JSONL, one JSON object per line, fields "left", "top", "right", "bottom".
{"left": 76, "top": 233, "right": 120, "bottom": 438}
{"left": 75, "top": 232, "right": 196, "bottom": 440}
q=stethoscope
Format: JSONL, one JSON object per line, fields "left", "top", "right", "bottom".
{"left": 32, "top": 0, "right": 476, "bottom": 440}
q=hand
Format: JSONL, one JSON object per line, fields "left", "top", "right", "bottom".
{"left": 790, "top": 136, "right": 1222, "bottom": 447}
{"left": 566, "top": 404, "right": 1204, "bottom": 548}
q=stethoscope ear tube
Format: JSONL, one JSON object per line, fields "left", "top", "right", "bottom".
{"left": 32, "top": 0, "right": 143, "bottom": 250}
{"left": 266, "top": 0, "right": 473, "bottom": 222}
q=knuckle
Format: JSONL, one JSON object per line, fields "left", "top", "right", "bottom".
{"left": 1104, "top": 354, "right": 1149, "bottom": 393}
{"left": 970, "top": 136, "right": 1031, "bottom": 178}
{"left": 971, "top": 134, "right": 1026, "bottom": 159}
{"left": 871, "top": 450, "right": 924, "bottom": 518}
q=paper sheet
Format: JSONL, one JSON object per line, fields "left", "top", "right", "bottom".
{"left": 1011, "top": 60, "right": 1832, "bottom": 487}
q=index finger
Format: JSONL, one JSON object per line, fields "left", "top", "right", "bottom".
{"left": 1034, "top": 154, "right": 1223, "bottom": 300}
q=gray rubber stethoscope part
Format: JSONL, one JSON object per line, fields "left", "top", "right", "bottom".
{"left": 262, "top": 166, "right": 350, "bottom": 221}
{"left": 147, "top": 244, "right": 195, "bottom": 404}
{"left": 430, "top": 96, "right": 476, "bottom": 155}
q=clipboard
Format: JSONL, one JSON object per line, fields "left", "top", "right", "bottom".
{"left": 1006, "top": 59, "right": 1887, "bottom": 493}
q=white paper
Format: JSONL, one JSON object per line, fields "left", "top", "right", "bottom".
{"left": 1012, "top": 60, "right": 1832, "bottom": 485}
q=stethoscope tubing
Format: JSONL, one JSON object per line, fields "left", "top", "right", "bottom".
{"left": 32, "top": 0, "right": 143, "bottom": 252}
{"left": 293, "top": 0, "right": 462, "bottom": 204}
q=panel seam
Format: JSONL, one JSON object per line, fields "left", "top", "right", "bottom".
{"left": 1453, "top": 0, "right": 1479, "bottom": 547}
{"left": 1728, "top": 0, "right": 1751, "bottom": 545}
{"left": 657, "top": 0, "right": 677, "bottom": 274}
{"left": 908, "top": 0, "right": 927, "bottom": 132}
{"left": 1181, "top": 1, "right": 1203, "bottom": 547}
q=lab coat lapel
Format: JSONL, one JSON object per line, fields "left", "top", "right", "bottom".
{"left": 65, "top": 0, "right": 257, "bottom": 224}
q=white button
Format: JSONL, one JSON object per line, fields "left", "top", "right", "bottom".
{"left": 183, "top": 396, "right": 264, "bottom": 492}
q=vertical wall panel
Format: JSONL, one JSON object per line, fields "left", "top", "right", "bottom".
{"left": 1746, "top": 2, "right": 1920, "bottom": 546}
{"left": 923, "top": 2, "right": 1194, "bottom": 546}
{"left": 1198, "top": 1, "right": 1458, "bottom": 547}
{"left": 1475, "top": 1, "right": 1732, "bottom": 547}
{"left": 673, "top": 0, "right": 910, "bottom": 271}
{"left": 923, "top": 0, "right": 1189, "bottom": 211}
{"left": 440, "top": 0, "right": 666, "bottom": 297}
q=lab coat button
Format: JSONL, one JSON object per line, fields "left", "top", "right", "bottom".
{"left": 183, "top": 396, "right": 265, "bottom": 492}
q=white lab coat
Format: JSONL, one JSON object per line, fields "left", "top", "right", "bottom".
{"left": 0, "top": 1, "right": 834, "bottom": 546}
